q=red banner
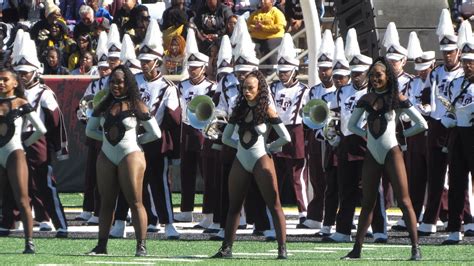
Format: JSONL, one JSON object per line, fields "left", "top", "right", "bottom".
{"left": 44, "top": 76, "right": 94, "bottom": 192}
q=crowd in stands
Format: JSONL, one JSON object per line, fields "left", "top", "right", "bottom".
{"left": 0, "top": 0, "right": 313, "bottom": 79}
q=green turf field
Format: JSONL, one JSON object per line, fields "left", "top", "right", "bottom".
{"left": 0, "top": 238, "right": 473, "bottom": 265}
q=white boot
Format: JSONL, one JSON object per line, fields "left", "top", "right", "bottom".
{"left": 165, "top": 223, "right": 180, "bottom": 240}
{"left": 263, "top": 229, "right": 276, "bottom": 241}
{"left": 298, "top": 219, "right": 322, "bottom": 229}
{"left": 194, "top": 213, "right": 213, "bottom": 229}
{"left": 39, "top": 221, "right": 53, "bottom": 231}
{"left": 318, "top": 225, "right": 332, "bottom": 236}
{"left": 147, "top": 223, "right": 160, "bottom": 233}
{"left": 174, "top": 212, "right": 193, "bottom": 222}
{"left": 75, "top": 211, "right": 92, "bottom": 221}
{"left": 324, "top": 232, "right": 352, "bottom": 242}
{"left": 109, "top": 220, "right": 126, "bottom": 238}
{"left": 86, "top": 215, "right": 99, "bottom": 225}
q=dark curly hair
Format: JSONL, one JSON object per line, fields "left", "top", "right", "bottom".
{"left": 367, "top": 57, "right": 400, "bottom": 112}
{"left": 230, "top": 70, "right": 270, "bottom": 124}
{"left": 94, "top": 65, "right": 145, "bottom": 118}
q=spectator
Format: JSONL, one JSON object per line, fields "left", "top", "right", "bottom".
{"left": 37, "top": 19, "right": 76, "bottom": 67}
{"left": 73, "top": 4, "right": 95, "bottom": 40}
{"left": 226, "top": 14, "right": 238, "bottom": 37}
{"left": 69, "top": 33, "right": 93, "bottom": 70}
{"left": 112, "top": 0, "right": 138, "bottom": 37}
{"left": 284, "top": 0, "right": 304, "bottom": 33}
{"left": 86, "top": 0, "right": 113, "bottom": 21}
{"left": 91, "top": 17, "right": 111, "bottom": 49}
{"left": 125, "top": 5, "right": 152, "bottom": 45}
{"left": 42, "top": 46, "right": 71, "bottom": 74}
{"left": 71, "top": 50, "right": 98, "bottom": 75}
{"left": 163, "top": 34, "right": 186, "bottom": 75}
{"left": 234, "top": 0, "right": 260, "bottom": 15}
{"left": 30, "top": 0, "right": 65, "bottom": 41}
{"left": 193, "top": 0, "right": 233, "bottom": 55}
{"left": 247, "top": 0, "right": 286, "bottom": 70}
{"left": 60, "top": 0, "right": 85, "bottom": 21}
{"left": 160, "top": 0, "right": 194, "bottom": 30}
{"left": 162, "top": 6, "right": 188, "bottom": 49}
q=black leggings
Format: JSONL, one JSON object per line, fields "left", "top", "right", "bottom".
{"left": 223, "top": 154, "right": 286, "bottom": 247}
{"left": 354, "top": 146, "right": 418, "bottom": 248}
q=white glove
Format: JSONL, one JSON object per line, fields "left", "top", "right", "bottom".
{"left": 417, "top": 104, "right": 432, "bottom": 116}
{"left": 440, "top": 113, "right": 456, "bottom": 128}
{"left": 327, "top": 134, "right": 340, "bottom": 147}
{"left": 400, "top": 112, "right": 411, "bottom": 122}
{"left": 266, "top": 143, "right": 282, "bottom": 153}
{"left": 38, "top": 29, "right": 50, "bottom": 41}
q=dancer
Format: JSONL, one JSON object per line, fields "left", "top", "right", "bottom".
{"left": 343, "top": 57, "right": 427, "bottom": 260}
{"left": 0, "top": 68, "right": 46, "bottom": 254}
{"left": 212, "top": 70, "right": 291, "bottom": 259}
{"left": 86, "top": 65, "right": 161, "bottom": 256}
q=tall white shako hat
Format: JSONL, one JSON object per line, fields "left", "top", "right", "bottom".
{"left": 437, "top": 9, "right": 458, "bottom": 51}
{"left": 317, "top": 29, "right": 335, "bottom": 68}
{"left": 107, "top": 23, "right": 122, "bottom": 59}
{"left": 332, "top": 37, "right": 350, "bottom": 76}
{"left": 407, "top": 31, "right": 435, "bottom": 71}
{"left": 138, "top": 19, "right": 164, "bottom": 61}
{"left": 186, "top": 28, "right": 209, "bottom": 67}
{"left": 96, "top": 31, "right": 109, "bottom": 67}
{"left": 277, "top": 33, "right": 299, "bottom": 72}
{"left": 13, "top": 31, "right": 42, "bottom": 73}
{"left": 457, "top": 20, "right": 474, "bottom": 60}
{"left": 383, "top": 22, "right": 408, "bottom": 61}
{"left": 11, "top": 28, "right": 25, "bottom": 66}
{"left": 217, "top": 35, "right": 233, "bottom": 74}
{"left": 121, "top": 34, "right": 141, "bottom": 74}
{"left": 345, "top": 28, "right": 372, "bottom": 72}
{"left": 230, "top": 15, "right": 247, "bottom": 49}
{"left": 233, "top": 22, "right": 259, "bottom": 72}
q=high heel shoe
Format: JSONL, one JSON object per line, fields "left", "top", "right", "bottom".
{"left": 410, "top": 245, "right": 421, "bottom": 261}
{"left": 135, "top": 240, "right": 147, "bottom": 257}
{"left": 277, "top": 244, "right": 287, "bottom": 259}
{"left": 23, "top": 240, "right": 35, "bottom": 254}
{"left": 211, "top": 243, "right": 232, "bottom": 258}
{"left": 341, "top": 247, "right": 361, "bottom": 260}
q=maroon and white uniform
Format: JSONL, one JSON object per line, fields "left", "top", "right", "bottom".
{"left": 270, "top": 80, "right": 309, "bottom": 214}
{"left": 420, "top": 63, "right": 464, "bottom": 233}
{"left": 444, "top": 76, "right": 474, "bottom": 234}
{"left": 24, "top": 82, "right": 68, "bottom": 231}
{"left": 178, "top": 77, "right": 216, "bottom": 212}
{"left": 305, "top": 82, "right": 337, "bottom": 225}
{"left": 138, "top": 73, "right": 182, "bottom": 224}
{"left": 332, "top": 83, "right": 367, "bottom": 236}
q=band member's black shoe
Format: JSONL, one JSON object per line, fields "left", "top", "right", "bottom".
{"left": 211, "top": 244, "right": 232, "bottom": 258}
{"left": 417, "top": 230, "right": 432, "bottom": 237}
{"left": 135, "top": 240, "right": 147, "bottom": 257}
{"left": 277, "top": 245, "right": 287, "bottom": 259}
{"left": 441, "top": 239, "right": 460, "bottom": 245}
{"left": 23, "top": 240, "right": 35, "bottom": 254}
{"left": 410, "top": 245, "right": 421, "bottom": 261}
{"left": 87, "top": 245, "right": 107, "bottom": 255}
{"left": 341, "top": 248, "right": 361, "bottom": 260}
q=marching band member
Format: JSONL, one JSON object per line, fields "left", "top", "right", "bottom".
{"left": 136, "top": 20, "right": 181, "bottom": 239}
{"left": 270, "top": 33, "right": 309, "bottom": 225}
{"left": 174, "top": 28, "right": 217, "bottom": 223}
{"left": 418, "top": 9, "right": 465, "bottom": 236}
{"left": 439, "top": 32, "right": 474, "bottom": 245}
{"left": 14, "top": 31, "right": 69, "bottom": 237}
{"left": 86, "top": 65, "right": 161, "bottom": 256}
{"left": 0, "top": 68, "right": 46, "bottom": 254}
{"left": 302, "top": 29, "right": 336, "bottom": 230}
{"left": 343, "top": 57, "right": 427, "bottom": 260}
{"left": 75, "top": 31, "right": 110, "bottom": 224}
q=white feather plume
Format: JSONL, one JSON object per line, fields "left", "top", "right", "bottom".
{"left": 407, "top": 31, "right": 423, "bottom": 59}
{"left": 382, "top": 22, "right": 400, "bottom": 49}
{"left": 344, "top": 28, "right": 360, "bottom": 61}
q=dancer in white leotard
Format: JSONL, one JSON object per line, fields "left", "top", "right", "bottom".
{"left": 86, "top": 65, "right": 160, "bottom": 257}
{"left": 212, "top": 70, "right": 291, "bottom": 259}
{"left": 0, "top": 68, "right": 46, "bottom": 254}
{"left": 343, "top": 58, "right": 428, "bottom": 260}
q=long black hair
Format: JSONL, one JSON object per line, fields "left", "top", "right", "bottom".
{"left": 94, "top": 65, "right": 144, "bottom": 117}
{"left": 367, "top": 57, "right": 400, "bottom": 111}
{"left": 0, "top": 68, "right": 26, "bottom": 99}
{"left": 230, "top": 70, "right": 270, "bottom": 124}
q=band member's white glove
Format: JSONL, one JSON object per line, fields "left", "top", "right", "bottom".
{"left": 327, "top": 134, "right": 340, "bottom": 147}
{"left": 400, "top": 112, "right": 411, "bottom": 122}
{"left": 417, "top": 104, "right": 432, "bottom": 116}
{"left": 440, "top": 112, "right": 457, "bottom": 128}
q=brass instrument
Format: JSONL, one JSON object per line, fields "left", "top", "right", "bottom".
{"left": 187, "top": 95, "right": 227, "bottom": 139}
{"left": 301, "top": 99, "right": 339, "bottom": 140}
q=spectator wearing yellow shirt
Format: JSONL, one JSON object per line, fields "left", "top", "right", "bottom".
{"left": 247, "top": 0, "right": 286, "bottom": 71}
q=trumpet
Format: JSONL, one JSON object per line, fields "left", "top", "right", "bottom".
{"left": 187, "top": 95, "right": 228, "bottom": 140}
{"left": 301, "top": 99, "right": 339, "bottom": 140}
{"left": 77, "top": 89, "right": 109, "bottom": 122}
{"left": 437, "top": 95, "right": 455, "bottom": 113}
